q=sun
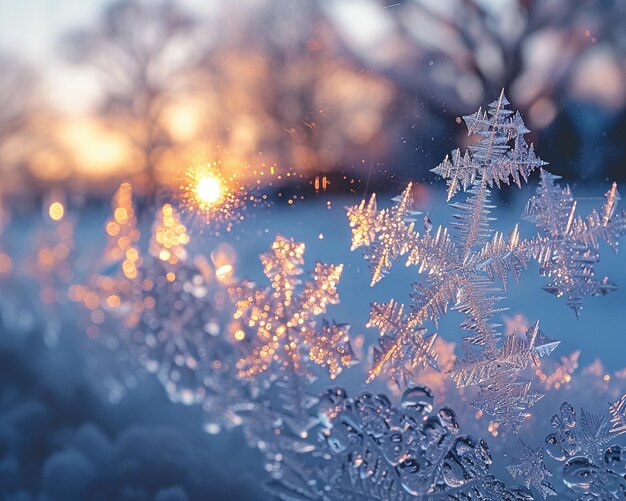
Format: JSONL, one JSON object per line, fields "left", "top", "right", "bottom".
{"left": 196, "top": 175, "right": 223, "bottom": 206}
{"left": 177, "top": 162, "right": 248, "bottom": 232}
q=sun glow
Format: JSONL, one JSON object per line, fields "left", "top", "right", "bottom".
{"left": 177, "top": 162, "right": 248, "bottom": 232}
{"left": 196, "top": 176, "right": 223, "bottom": 205}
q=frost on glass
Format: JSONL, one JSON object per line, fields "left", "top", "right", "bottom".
{"left": 507, "top": 440, "right": 556, "bottom": 499}
{"left": 524, "top": 395, "right": 626, "bottom": 499}
{"left": 230, "top": 235, "right": 356, "bottom": 382}
{"left": 347, "top": 91, "right": 626, "bottom": 431}
{"left": 268, "top": 385, "right": 533, "bottom": 500}
{"left": 72, "top": 192, "right": 241, "bottom": 427}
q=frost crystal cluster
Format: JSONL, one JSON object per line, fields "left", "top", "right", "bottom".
{"left": 227, "top": 236, "right": 357, "bottom": 473}
{"left": 269, "top": 385, "right": 533, "bottom": 500}
{"left": 511, "top": 395, "right": 626, "bottom": 499}
{"left": 230, "top": 235, "right": 356, "bottom": 381}
{"left": 73, "top": 188, "right": 241, "bottom": 428}
{"left": 347, "top": 91, "right": 626, "bottom": 430}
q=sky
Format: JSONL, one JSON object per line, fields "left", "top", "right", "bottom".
{"left": 0, "top": 0, "right": 219, "bottom": 113}
{"left": 0, "top": 0, "right": 397, "bottom": 114}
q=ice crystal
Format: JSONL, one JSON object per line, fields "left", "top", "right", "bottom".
{"left": 269, "top": 384, "right": 533, "bottom": 500}
{"left": 73, "top": 194, "right": 240, "bottom": 420}
{"left": 348, "top": 92, "right": 550, "bottom": 428}
{"left": 229, "top": 235, "right": 355, "bottom": 381}
{"left": 348, "top": 91, "right": 626, "bottom": 430}
{"left": 523, "top": 171, "right": 626, "bottom": 316}
{"left": 507, "top": 440, "right": 556, "bottom": 498}
{"left": 540, "top": 396, "right": 626, "bottom": 499}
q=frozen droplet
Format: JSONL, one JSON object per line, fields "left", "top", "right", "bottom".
{"left": 381, "top": 431, "right": 406, "bottom": 466}
{"left": 560, "top": 402, "right": 576, "bottom": 428}
{"left": 401, "top": 385, "right": 434, "bottom": 415}
{"left": 325, "top": 423, "right": 352, "bottom": 454}
{"left": 204, "top": 422, "right": 221, "bottom": 434}
{"left": 438, "top": 407, "right": 459, "bottom": 432}
{"left": 604, "top": 445, "right": 626, "bottom": 474}
{"left": 442, "top": 456, "right": 467, "bottom": 487}
{"left": 562, "top": 456, "right": 599, "bottom": 491}
{"left": 545, "top": 432, "right": 566, "bottom": 461}
{"left": 398, "top": 458, "right": 431, "bottom": 496}
{"left": 318, "top": 386, "right": 347, "bottom": 410}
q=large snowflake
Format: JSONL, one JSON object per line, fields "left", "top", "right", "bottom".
{"left": 229, "top": 235, "right": 356, "bottom": 381}
{"left": 347, "top": 91, "right": 626, "bottom": 430}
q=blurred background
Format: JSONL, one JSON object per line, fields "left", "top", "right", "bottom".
{"left": 1, "top": 0, "right": 626, "bottom": 204}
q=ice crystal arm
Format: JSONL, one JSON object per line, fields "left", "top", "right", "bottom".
{"left": 453, "top": 276, "right": 504, "bottom": 347}
{"left": 432, "top": 90, "right": 545, "bottom": 202}
{"left": 101, "top": 182, "right": 142, "bottom": 277}
{"left": 609, "top": 393, "right": 626, "bottom": 435}
{"left": 301, "top": 262, "right": 343, "bottom": 316}
{"left": 366, "top": 300, "right": 439, "bottom": 384}
{"left": 306, "top": 320, "right": 356, "bottom": 380}
{"left": 346, "top": 193, "right": 379, "bottom": 250}
{"left": 149, "top": 203, "right": 189, "bottom": 264}
{"left": 524, "top": 169, "right": 626, "bottom": 314}
{"left": 450, "top": 322, "right": 557, "bottom": 387}
{"left": 347, "top": 185, "right": 419, "bottom": 286}
{"left": 451, "top": 322, "right": 558, "bottom": 432}
{"left": 260, "top": 236, "right": 305, "bottom": 309}
{"left": 475, "top": 224, "right": 527, "bottom": 289}
{"left": 506, "top": 440, "right": 556, "bottom": 499}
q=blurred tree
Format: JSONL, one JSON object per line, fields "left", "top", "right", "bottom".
{"left": 0, "top": 55, "right": 39, "bottom": 191}
{"left": 323, "top": 0, "right": 626, "bottom": 180}
{"left": 63, "top": 0, "right": 201, "bottom": 199}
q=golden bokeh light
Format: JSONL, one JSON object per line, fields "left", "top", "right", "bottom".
{"left": 48, "top": 202, "right": 65, "bottom": 221}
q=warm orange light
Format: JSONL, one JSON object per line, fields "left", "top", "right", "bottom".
{"left": 196, "top": 176, "right": 222, "bottom": 205}
{"left": 178, "top": 162, "right": 247, "bottom": 230}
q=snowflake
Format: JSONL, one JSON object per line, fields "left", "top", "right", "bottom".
{"left": 73, "top": 196, "right": 241, "bottom": 424}
{"left": 507, "top": 440, "right": 556, "bottom": 499}
{"left": 229, "top": 235, "right": 355, "bottom": 381}
{"left": 541, "top": 396, "right": 626, "bottom": 499}
{"left": 347, "top": 93, "right": 549, "bottom": 428}
{"left": 450, "top": 321, "right": 559, "bottom": 431}
{"left": 268, "top": 384, "right": 534, "bottom": 500}
{"left": 523, "top": 170, "right": 626, "bottom": 316}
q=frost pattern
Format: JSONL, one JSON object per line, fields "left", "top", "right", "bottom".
{"left": 230, "top": 235, "right": 356, "bottom": 381}
{"left": 538, "top": 396, "right": 626, "bottom": 499}
{"left": 347, "top": 92, "right": 592, "bottom": 429}
{"left": 268, "top": 384, "right": 533, "bottom": 500}
{"left": 507, "top": 440, "right": 556, "bottom": 498}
